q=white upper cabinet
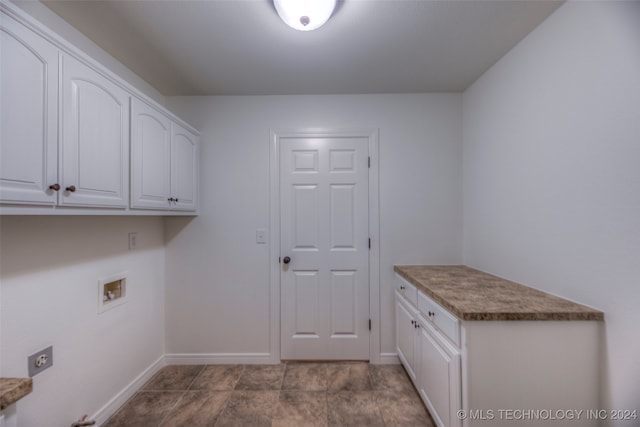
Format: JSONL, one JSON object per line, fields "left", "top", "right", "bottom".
{"left": 60, "top": 54, "right": 129, "bottom": 208}
{"left": 170, "top": 122, "right": 198, "bottom": 211}
{"left": 0, "top": 5, "right": 198, "bottom": 215}
{"left": 0, "top": 13, "right": 58, "bottom": 205}
{"left": 130, "top": 97, "right": 172, "bottom": 209}
{"left": 130, "top": 98, "right": 198, "bottom": 211}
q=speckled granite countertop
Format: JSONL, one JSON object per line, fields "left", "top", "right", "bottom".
{"left": 394, "top": 265, "right": 604, "bottom": 321}
{"left": 0, "top": 378, "right": 32, "bottom": 410}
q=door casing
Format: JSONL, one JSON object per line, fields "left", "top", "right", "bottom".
{"left": 269, "top": 129, "right": 380, "bottom": 363}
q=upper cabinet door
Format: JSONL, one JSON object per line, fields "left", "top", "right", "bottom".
{"left": 170, "top": 123, "right": 198, "bottom": 211}
{"left": 130, "top": 97, "right": 172, "bottom": 209}
{"left": 0, "top": 13, "right": 58, "bottom": 205}
{"left": 61, "top": 54, "right": 129, "bottom": 207}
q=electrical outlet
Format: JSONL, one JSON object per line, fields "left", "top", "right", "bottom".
{"left": 28, "top": 346, "right": 53, "bottom": 377}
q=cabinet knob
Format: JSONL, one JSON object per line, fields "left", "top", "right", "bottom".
{"left": 428, "top": 311, "right": 435, "bottom": 317}
{"left": 410, "top": 320, "right": 415, "bottom": 326}
{"left": 168, "top": 197, "right": 175, "bottom": 203}
{"left": 282, "top": 256, "right": 291, "bottom": 264}
{"left": 175, "top": 198, "right": 179, "bottom": 202}
{"left": 65, "top": 185, "right": 76, "bottom": 192}
{"left": 49, "top": 183, "right": 60, "bottom": 191}
{"left": 415, "top": 323, "right": 420, "bottom": 329}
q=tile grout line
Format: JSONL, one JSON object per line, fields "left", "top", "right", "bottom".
{"left": 184, "top": 364, "right": 208, "bottom": 391}
{"left": 368, "top": 366, "right": 389, "bottom": 426}
{"left": 157, "top": 390, "right": 187, "bottom": 427}
{"left": 213, "top": 365, "right": 247, "bottom": 427}
{"left": 157, "top": 365, "right": 207, "bottom": 427}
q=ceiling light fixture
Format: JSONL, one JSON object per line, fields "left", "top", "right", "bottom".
{"left": 274, "top": 0, "right": 337, "bottom": 31}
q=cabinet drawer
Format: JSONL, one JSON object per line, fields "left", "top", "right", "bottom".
{"left": 418, "top": 292, "right": 460, "bottom": 346}
{"left": 395, "top": 275, "right": 418, "bottom": 306}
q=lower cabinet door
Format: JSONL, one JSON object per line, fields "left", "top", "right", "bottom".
{"left": 417, "top": 320, "right": 461, "bottom": 427}
{"left": 396, "top": 294, "right": 418, "bottom": 382}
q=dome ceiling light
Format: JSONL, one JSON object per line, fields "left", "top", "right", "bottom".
{"left": 274, "top": 0, "right": 337, "bottom": 31}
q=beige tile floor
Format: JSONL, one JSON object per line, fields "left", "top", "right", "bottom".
{"left": 104, "top": 362, "right": 435, "bottom": 426}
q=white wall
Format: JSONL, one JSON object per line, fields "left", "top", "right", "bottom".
{"left": 164, "top": 94, "right": 463, "bottom": 360}
{"left": 463, "top": 1, "right": 640, "bottom": 419}
{"left": 0, "top": 216, "right": 166, "bottom": 426}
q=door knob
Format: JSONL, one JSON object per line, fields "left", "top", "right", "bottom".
{"left": 282, "top": 256, "right": 291, "bottom": 264}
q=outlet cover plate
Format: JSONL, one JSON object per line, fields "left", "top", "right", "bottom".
{"left": 28, "top": 345, "right": 53, "bottom": 377}
{"left": 128, "top": 232, "right": 138, "bottom": 249}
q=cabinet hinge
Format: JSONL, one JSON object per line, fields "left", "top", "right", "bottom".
{"left": 368, "top": 156, "right": 371, "bottom": 168}
{"left": 278, "top": 257, "right": 281, "bottom": 264}
{"left": 369, "top": 319, "right": 372, "bottom": 331}
{"left": 368, "top": 238, "right": 371, "bottom": 249}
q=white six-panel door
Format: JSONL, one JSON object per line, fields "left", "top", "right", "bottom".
{"left": 280, "top": 136, "right": 370, "bottom": 360}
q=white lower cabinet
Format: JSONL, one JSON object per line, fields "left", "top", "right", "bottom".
{"left": 417, "top": 315, "right": 461, "bottom": 427}
{"left": 396, "top": 273, "right": 601, "bottom": 427}
{"left": 396, "top": 292, "right": 419, "bottom": 382}
{"left": 396, "top": 289, "right": 461, "bottom": 427}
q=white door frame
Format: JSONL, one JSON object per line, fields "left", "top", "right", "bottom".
{"left": 269, "top": 129, "right": 380, "bottom": 363}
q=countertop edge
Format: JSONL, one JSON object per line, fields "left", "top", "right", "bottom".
{"left": 394, "top": 265, "right": 604, "bottom": 322}
{"left": 0, "top": 377, "right": 33, "bottom": 410}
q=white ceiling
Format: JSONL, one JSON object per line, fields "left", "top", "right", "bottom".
{"left": 40, "top": 0, "right": 563, "bottom": 96}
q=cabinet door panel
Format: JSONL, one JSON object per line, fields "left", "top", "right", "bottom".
{"left": 418, "top": 291, "right": 460, "bottom": 346}
{"left": 170, "top": 123, "right": 198, "bottom": 211}
{"left": 0, "top": 13, "right": 58, "bottom": 204}
{"left": 130, "top": 97, "right": 171, "bottom": 209}
{"left": 418, "top": 321, "right": 461, "bottom": 427}
{"left": 61, "top": 54, "right": 128, "bottom": 207}
{"left": 396, "top": 294, "right": 417, "bottom": 382}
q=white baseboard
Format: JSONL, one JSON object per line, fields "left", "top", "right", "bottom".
{"left": 164, "top": 353, "right": 276, "bottom": 365}
{"left": 92, "top": 355, "right": 166, "bottom": 426}
{"left": 377, "top": 352, "right": 400, "bottom": 364}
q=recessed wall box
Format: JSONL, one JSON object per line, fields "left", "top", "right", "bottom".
{"left": 98, "top": 273, "right": 128, "bottom": 313}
